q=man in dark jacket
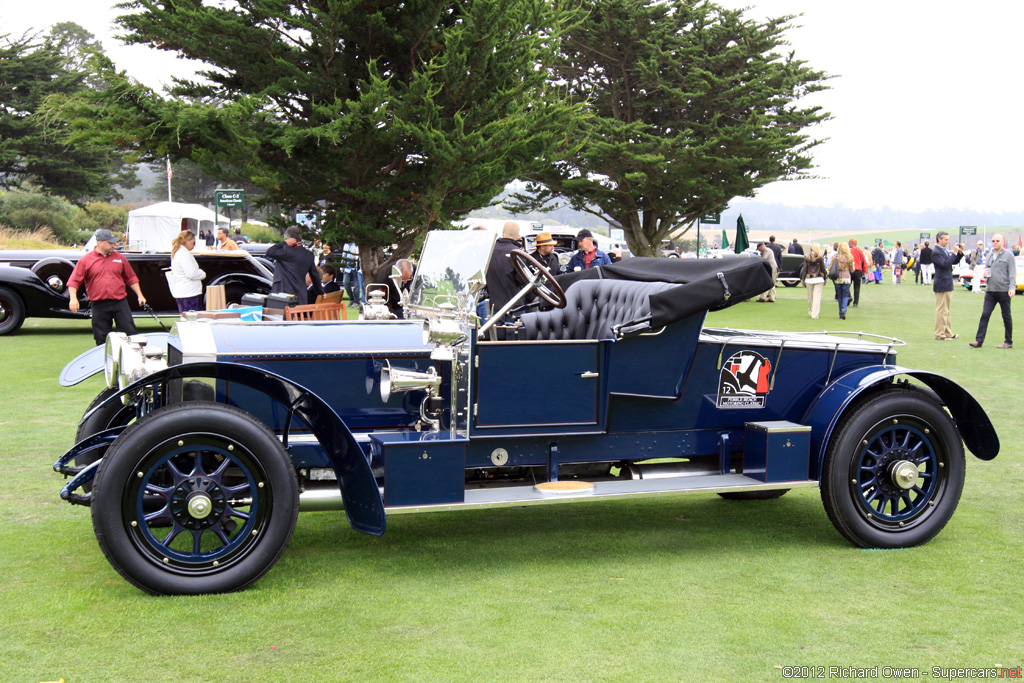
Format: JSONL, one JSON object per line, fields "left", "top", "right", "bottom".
{"left": 767, "top": 236, "right": 785, "bottom": 274}
{"left": 267, "top": 226, "right": 323, "bottom": 301}
{"left": 787, "top": 238, "right": 804, "bottom": 255}
{"left": 485, "top": 221, "right": 525, "bottom": 318}
{"left": 932, "top": 231, "right": 964, "bottom": 340}
{"left": 567, "top": 229, "right": 612, "bottom": 271}
{"left": 919, "top": 240, "right": 934, "bottom": 285}
{"left": 871, "top": 244, "right": 886, "bottom": 284}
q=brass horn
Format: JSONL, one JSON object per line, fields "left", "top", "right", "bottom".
{"left": 380, "top": 361, "right": 441, "bottom": 403}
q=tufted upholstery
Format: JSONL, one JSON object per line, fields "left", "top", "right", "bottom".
{"left": 518, "top": 279, "right": 675, "bottom": 341}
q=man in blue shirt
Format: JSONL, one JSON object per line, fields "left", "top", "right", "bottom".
{"left": 567, "top": 229, "right": 611, "bottom": 271}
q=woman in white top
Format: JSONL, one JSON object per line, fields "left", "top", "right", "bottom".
{"left": 169, "top": 230, "right": 206, "bottom": 314}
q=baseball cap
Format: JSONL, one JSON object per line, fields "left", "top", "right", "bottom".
{"left": 577, "top": 229, "right": 593, "bottom": 241}
{"left": 94, "top": 229, "right": 120, "bottom": 244}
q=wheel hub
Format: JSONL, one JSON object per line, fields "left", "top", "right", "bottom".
{"left": 170, "top": 476, "right": 227, "bottom": 530}
{"left": 889, "top": 460, "right": 920, "bottom": 490}
{"left": 45, "top": 274, "right": 65, "bottom": 291}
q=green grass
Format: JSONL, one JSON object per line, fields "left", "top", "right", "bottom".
{"left": 2, "top": 281, "right": 1022, "bottom": 682}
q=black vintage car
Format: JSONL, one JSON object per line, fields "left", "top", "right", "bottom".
{"left": 0, "top": 249, "right": 272, "bottom": 335}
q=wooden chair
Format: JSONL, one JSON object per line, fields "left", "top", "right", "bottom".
{"left": 315, "top": 290, "right": 345, "bottom": 304}
{"left": 284, "top": 302, "right": 346, "bottom": 321}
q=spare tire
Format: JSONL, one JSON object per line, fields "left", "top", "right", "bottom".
{"left": 31, "top": 258, "right": 76, "bottom": 296}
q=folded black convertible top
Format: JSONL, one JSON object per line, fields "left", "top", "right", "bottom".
{"left": 555, "top": 256, "right": 774, "bottom": 329}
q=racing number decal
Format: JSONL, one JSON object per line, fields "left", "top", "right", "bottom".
{"left": 717, "top": 351, "right": 771, "bottom": 408}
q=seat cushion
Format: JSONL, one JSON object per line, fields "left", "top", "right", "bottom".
{"left": 519, "top": 280, "right": 675, "bottom": 340}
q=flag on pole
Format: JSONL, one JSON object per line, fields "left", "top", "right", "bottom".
{"left": 166, "top": 157, "right": 172, "bottom": 181}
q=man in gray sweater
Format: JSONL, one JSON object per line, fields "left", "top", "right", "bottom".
{"left": 969, "top": 234, "right": 1016, "bottom": 349}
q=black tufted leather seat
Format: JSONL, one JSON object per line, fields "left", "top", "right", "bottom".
{"left": 518, "top": 279, "right": 675, "bottom": 341}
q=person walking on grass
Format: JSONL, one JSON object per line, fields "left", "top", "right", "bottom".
{"left": 834, "top": 242, "right": 854, "bottom": 320}
{"left": 969, "top": 234, "right": 1015, "bottom": 349}
{"left": 801, "top": 244, "right": 827, "bottom": 319}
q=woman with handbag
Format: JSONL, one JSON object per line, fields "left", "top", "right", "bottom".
{"left": 169, "top": 230, "right": 206, "bottom": 315}
{"left": 802, "top": 244, "right": 827, "bottom": 319}
{"left": 833, "top": 242, "right": 855, "bottom": 319}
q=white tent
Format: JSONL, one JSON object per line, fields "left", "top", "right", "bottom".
{"left": 126, "top": 202, "right": 228, "bottom": 252}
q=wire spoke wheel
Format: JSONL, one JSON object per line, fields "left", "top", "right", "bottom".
{"left": 822, "top": 387, "right": 965, "bottom": 548}
{"left": 92, "top": 402, "right": 297, "bottom": 595}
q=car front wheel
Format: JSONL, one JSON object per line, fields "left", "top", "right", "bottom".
{"left": 0, "top": 287, "right": 25, "bottom": 335}
{"left": 821, "top": 387, "right": 964, "bottom": 548}
{"left": 91, "top": 402, "right": 298, "bottom": 595}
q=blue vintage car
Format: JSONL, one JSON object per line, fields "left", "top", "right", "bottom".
{"left": 55, "top": 229, "right": 999, "bottom": 595}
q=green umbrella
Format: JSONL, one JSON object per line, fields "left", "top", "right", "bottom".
{"left": 734, "top": 214, "right": 750, "bottom": 254}
{"left": 721, "top": 229, "right": 729, "bottom": 250}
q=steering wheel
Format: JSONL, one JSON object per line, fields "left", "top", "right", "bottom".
{"left": 510, "top": 249, "right": 567, "bottom": 309}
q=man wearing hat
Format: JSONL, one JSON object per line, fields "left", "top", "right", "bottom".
{"left": 67, "top": 228, "right": 147, "bottom": 346}
{"left": 567, "top": 229, "right": 611, "bottom": 271}
{"left": 529, "top": 232, "right": 561, "bottom": 274}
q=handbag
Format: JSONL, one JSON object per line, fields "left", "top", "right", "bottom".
{"left": 828, "top": 258, "right": 839, "bottom": 281}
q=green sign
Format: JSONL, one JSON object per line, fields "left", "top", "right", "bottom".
{"left": 960, "top": 226, "right": 977, "bottom": 235}
{"left": 920, "top": 232, "right": 931, "bottom": 239}
{"left": 215, "top": 189, "right": 245, "bottom": 208}
{"left": 700, "top": 213, "right": 721, "bottom": 225}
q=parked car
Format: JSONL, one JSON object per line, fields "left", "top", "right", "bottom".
{"left": 54, "top": 229, "right": 999, "bottom": 595}
{"left": 957, "top": 255, "right": 1024, "bottom": 293}
{"left": 0, "top": 249, "right": 272, "bottom": 335}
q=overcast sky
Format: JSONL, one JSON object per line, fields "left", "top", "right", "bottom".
{"left": 4, "top": 0, "right": 1023, "bottom": 213}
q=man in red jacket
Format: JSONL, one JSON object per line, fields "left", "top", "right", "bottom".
{"left": 848, "top": 238, "right": 867, "bottom": 307}
{"left": 68, "top": 229, "right": 147, "bottom": 346}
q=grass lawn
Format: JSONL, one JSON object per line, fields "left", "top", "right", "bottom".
{"left": 1, "top": 280, "right": 1021, "bottom": 682}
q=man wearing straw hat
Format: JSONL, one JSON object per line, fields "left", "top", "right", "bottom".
{"left": 529, "top": 232, "right": 561, "bottom": 275}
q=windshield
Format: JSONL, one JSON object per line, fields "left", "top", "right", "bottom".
{"left": 407, "top": 229, "right": 495, "bottom": 316}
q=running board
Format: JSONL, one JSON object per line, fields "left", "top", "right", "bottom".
{"left": 300, "top": 474, "right": 817, "bottom": 513}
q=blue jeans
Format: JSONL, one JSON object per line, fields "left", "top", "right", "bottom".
{"left": 837, "top": 283, "right": 851, "bottom": 316}
{"left": 342, "top": 269, "right": 362, "bottom": 307}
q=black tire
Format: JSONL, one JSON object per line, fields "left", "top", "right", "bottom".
{"left": 718, "top": 489, "right": 790, "bottom": 501}
{"left": 0, "top": 287, "right": 25, "bottom": 336}
{"left": 91, "top": 402, "right": 298, "bottom": 595}
{"left": 782, "top": 280, "right": 798, "bottom": 288}
{"left": 821, "top": 387, "right": 965, "bottom": 548}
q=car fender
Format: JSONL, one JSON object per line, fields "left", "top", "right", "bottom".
{"left": 75, "top": 361, "right": 386, "bottom": 535}
{"left": 802, "top": 365, "right": 998, "bottom": 478}
{"left": 59, "top": 332, "right": 176, "bottom": 386}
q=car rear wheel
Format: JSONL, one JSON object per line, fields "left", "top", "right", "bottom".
{"left": 91, "top": 401, "right": 298, "bottom": 595}
{"left": 0, "top": 287, "right": 25, "bottom": 335}
{"left": 821, "top": 387, "right": 964, "bottom": 548}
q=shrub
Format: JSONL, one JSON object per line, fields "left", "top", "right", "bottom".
{"left": 240, "top": 222, "right": 281, "bottom": 243}
{"left": 0, "top": 189, "right": 79, "bottom": 244}
{"left": 72, "top": 202, "right": 129, "bottom": 237}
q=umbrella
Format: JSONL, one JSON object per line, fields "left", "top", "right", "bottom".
{"left": 721, "top": 229, "right": 729, "bottom": 250}
{"left": 734, "top": 214, "right": 750, "bottom": 254}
